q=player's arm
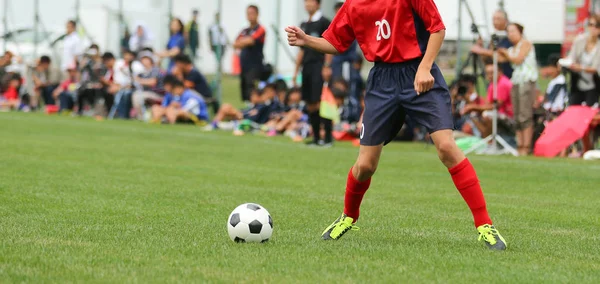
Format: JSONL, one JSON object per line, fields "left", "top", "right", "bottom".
{"left": 412, "top": 0, "right": 447, "bottom": 94}
{"left": 285, "top": 26, "right": 339, "bottom": 55}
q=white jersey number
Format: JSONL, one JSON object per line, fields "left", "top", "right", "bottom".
{"left": 375, "top": 19, "right": 391, "bottom": 41}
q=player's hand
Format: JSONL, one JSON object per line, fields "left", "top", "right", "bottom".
{"left": 322, "top": 66, "right": 332, "bottom": 82}
{"left": 285, "top": 26, "right": 307, "bottom": 47}
{"left": 414, "top": 67, "right": 434, "bottom": 95}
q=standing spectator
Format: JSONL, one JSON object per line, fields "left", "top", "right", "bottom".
{"left": 209, "top": 13, "right": 228, "bottom": 62}
{"left": 132, "top": 52, "right": 163, "bottom": 120}
{"left": 234, "top": 5, "right": 266, "bottom": 104}
{"left": 470, "top": 10, "right": 513, "bottom": 79}
{"left": 172, "top": 54, "right": 217, "bottom": 113}
{"left": 565, "top": 15, "right": 600, "bottom": 108}
{"left": 120, "top": 29, "right": 131, "bottom": 57}
{"left": 52, "top": 65, "right": 80, "bottom": 112}
{"left": 62, "top": 20, "right": 83, "bottom": 72}
{"left": 157, "top": 18, "right": 186, "bottom": 71}
{"left": 185, "top": 10, "right": 201, "bottom": 59}
{"left": 129, "top": 22, "right": 154, "bottom": 53}
{"left": 26, "top": 55, "right": 61, "bottom": 109}
{"left": 498, "top": 23, "right": 539, "bottom": 156}
{"left": 293, "top": 0, "right": 333, "bottom": 146}
{"left": 330, "top": 1, "right": 358, "bottom": 82}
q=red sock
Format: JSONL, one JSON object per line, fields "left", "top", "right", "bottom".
{"left": 449, "top": 159, "right": 492, "bottom": 227}
{"left": 343, "top": 167, "right": 371, "bottom": 220}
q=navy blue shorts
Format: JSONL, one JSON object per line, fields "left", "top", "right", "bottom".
{"left": 360, "top": 59, "right": 453, "bottom": 146}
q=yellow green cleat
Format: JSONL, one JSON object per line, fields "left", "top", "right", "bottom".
{"left": 321, "top": 214, "right": 359, "bottom": 240}
{"left": 477, "top": 224, "right": 507, "bottom": 250}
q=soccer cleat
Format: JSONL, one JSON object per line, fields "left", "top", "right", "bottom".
{"left": 477, "top": 224, "right": 507, "bottom": 250}
{"left": 321, "top": 214, "right": 359, "bottom": 240}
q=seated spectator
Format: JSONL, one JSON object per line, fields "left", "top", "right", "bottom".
{"left": 52, "top": 65, "right": 80, "bottom": 112}
{"left": 461, "top": 63, "right": 514, "bottom": 138}
{"left": 132, "top": 52, "right": 164, "bottom": 120}
{"left": 110, "top": 50, "right": 144, "bottom": 119}
{"left": 542, "top": 54, "right": 567, "bottom": 115}
{"left": 332, "top": 79, "right": 362, "bottom": 135}
{"left": 151, "top": 75, "right": 208, "bottom": 125}
{"left": 210, "top": 88, "right": 269, "bottom": 129}
{"left": 349, "top": 55, "right": 365, "bottom": 101}
{"left": 274, "top": 88, "right": 309, "bottom": 141}
{"left": 0, "top": 73, "right": 22, "bottom": 110}
{"left": 172, "top": 54, "right": 218, "bottom": 113}
{"left": 26, "top": 55, "right": 61, "bottom": 109}
{"left": 77, "top": 45, "right": 107, "bottom": 116}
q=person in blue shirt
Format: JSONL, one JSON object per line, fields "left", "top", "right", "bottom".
{"left": 151, "top": 75, "right": 208, "bottom": 125}
{"left": 157, "top": 18, "right": 186, "bottom": 71}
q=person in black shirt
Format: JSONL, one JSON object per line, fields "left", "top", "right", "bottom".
{"left": 172, "top": 54, "right": 218, "bottom": 113}
{"left": 234, "top": 5, "right": 266, "bottom": 104}
{"left": 470, "top": 10, "right": 514, "bottom": 79}
{"left": 293, "top": 0, "right": 333, "bottom": 147}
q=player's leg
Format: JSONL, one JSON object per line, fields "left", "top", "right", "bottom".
{"left": 403, "top": 64, "right": 506, "bottom": 250}
{"left": 322, "top": 64, "right": 402, "bottom": 240}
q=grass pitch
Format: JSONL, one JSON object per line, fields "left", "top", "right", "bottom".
{"left": 1, "top": 113, "right": 599, "bottom": 283}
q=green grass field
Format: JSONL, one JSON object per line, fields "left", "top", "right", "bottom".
{"left": 1, "top": 113, "right": 600, "bottom": 283}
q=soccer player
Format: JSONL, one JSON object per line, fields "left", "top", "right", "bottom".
{"left": 286, "top": 0, "right": 507, "bottom": 250}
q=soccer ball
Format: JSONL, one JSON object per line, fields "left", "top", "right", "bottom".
{"left": 227, "top": 203, "right": 273, "bottom": 243}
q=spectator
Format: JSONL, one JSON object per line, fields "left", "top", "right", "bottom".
{"left": 132, "top": 52, "right": 164, "bottom": 120}
{"left": 349, "top": 55, "right": 365, "bottom": 101}
{"left": 157, "top": 18, "right": 186, "bottom": 71}
{"left": 498, "top": 23, "right": 539, "bottom": 156}
{"left": 565, "top": 14, "right": 600, "bottom": 108}
{"left": 234, "top": 5, "right": 266, "bottom": 104}
{"left": 0, "top": 73, "right": 22, "bottom": 110}
{"left": 210, "top": 88, "right": 270, "bottom": 129}
{"left": 330, "top": 1, "right": 358, "bottom": 82}
{"left": 129, "top": 22, "right": 154, "bottom": 53}
{"left": 461, "top": 63, "right": 514, "bottom": 138}
{"left": 172, "top": 54, "right": 217, "bottom": 112}
{"left": 0, "top": 51, "right": 14, "bottom": 84}
{"left": 26, "top": 56, "right": 61, "bottom": 109}
{"left": 110, "top": 50, "right": 144, "bottom": 119}
{"left": 62, "top": 20, "right": 83, "bottom": 72}
{"left": 185, "top": 9, "right": 201, "bottom": 59}
{"left": 208, "top": 13, "right": 228, "bottom": 62}
{"left": 120, "top": 29, "right": 131, "bottom": 57}
{"left": 293, "top": 0, "right": 333, "bottom": 146}
{"left": 77, "top": 45, "right": 106, "bottom": 116}
{"left": 151, "top": 75, "right": 208, "bottom": 125}
{"left": 470, "top": 10, "right": 513, "bottom": 79}
{"left": 542, "top": 54, "right": 567, "bottom": 114}
{"left": 53, "top": 65, "right": 80, "bottom": 112}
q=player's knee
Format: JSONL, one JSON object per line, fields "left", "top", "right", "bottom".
{"left": 436, "top": 140, "right": 462, "bottom": 164}
{"left": 355, "top": 160, "right": 377, "bottom": 180}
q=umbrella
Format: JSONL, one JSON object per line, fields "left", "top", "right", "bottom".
{"left": 534, "top": 106, "right": 598, "bottom": 157}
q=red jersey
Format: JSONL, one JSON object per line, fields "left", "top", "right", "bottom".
{"left": 323, "top": 0, "right": 445, "bottom": 63}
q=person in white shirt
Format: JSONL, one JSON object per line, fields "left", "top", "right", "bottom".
{"left": 543, "top": 55, "right": 568, "bottom": 114}
{"left": 129, "top": 22, "right": 154, "bottom": 53}
{"left": 62, "top": 20, "right": 83, "bottom": 72}
{"left": 209, "top": 13, "right": 229, "bottom": 60}
{"left": 109, "top": 50, "right": 144, "bottom": 119}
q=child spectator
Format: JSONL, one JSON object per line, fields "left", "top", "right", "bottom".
{"left": 172, "top": 54, "right": 217, "bottom": 113}
{"left": 26, "top": 55, "right": 61, "bottom": 109}
{"left": 0, "top": 73, "right": 22, "bottom": 110}
{"left": 151, "top": 75, "right": 208, "bottom": 125}
{"left": 210, "top": 88, "right": 269, "bottom": 129}
{"left": 542, "top": 54, "right": 567, "bottom": 114}
{"left": 52, "top": 65, "right": 80, "bottom": 112}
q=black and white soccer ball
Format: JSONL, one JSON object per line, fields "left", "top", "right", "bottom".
{"left": 227, "top": 203, "right": 273, "bottom": 243}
